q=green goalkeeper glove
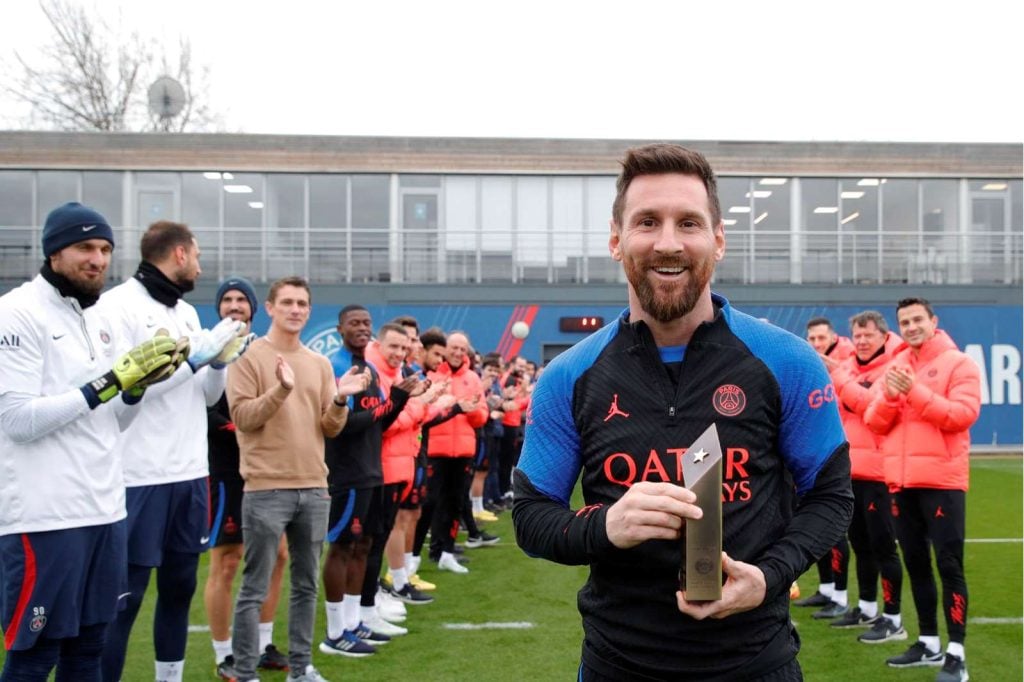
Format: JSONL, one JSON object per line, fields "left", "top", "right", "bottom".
{"left": 81, "top": 335, "right": 182, "bottom": 408}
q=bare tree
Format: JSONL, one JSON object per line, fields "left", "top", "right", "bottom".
{"left": 3, "top": 0, "right": 219, "bottom": 132}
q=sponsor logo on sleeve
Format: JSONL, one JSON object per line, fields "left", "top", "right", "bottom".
{"left": 0, "top": 334, "right": 21, "bottom": 350}
{"left": 807, "top": 384, "right": 836, "bottom": 409}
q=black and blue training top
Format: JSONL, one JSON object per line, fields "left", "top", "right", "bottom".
{"left": 513, "top": 293, "right": 853, "bottom": 681}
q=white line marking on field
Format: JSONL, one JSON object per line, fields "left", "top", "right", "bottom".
{"left": 965, "top": 538, "right": 1023, "bottom": 543}
{"left": 443, "top": 621, "right": 535, "bottom": 630}
{"left": 970, "top": 617, "right": 1023, "bottom": 624}
{"left": 187, "top": 625, "right": 210, "bottom": 633}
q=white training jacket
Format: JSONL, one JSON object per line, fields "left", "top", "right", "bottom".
{"left": 100, "top": 277, "right": 224, "bottom": 487}
{"left": 0, "top": 275, "right": 128, "bottom": 535}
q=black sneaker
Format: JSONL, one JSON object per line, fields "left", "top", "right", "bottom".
{"left": 793, "top": 591, "right": 833, "bottom": 607}
{"left": 258, "top": 643, "right": 289, "bottom": 670}
{"left": 886, "top": 641, "right": 944, "bottom": 668}
{"left": 216, "top": 655, "right": 239, "bottom": 681}
{"left": 829, "top": 607, "right": 877, "bottom": 629}
{"left": 858, "top": 617, "right": 908, "bottom": 644}
{"left": 935, "top": 653, "right": 969, "bottom": 681}
{"left": 465, "top": 531, "right": 500, "bottom": 548}
{"left": 811, "top": 602, "right": 848, "bottom": 619}
{"left": 389, "top": 582, "right": 435, "bottom": 605}
{"left": 353, "top": 621, "right": 391, "bottom": 646}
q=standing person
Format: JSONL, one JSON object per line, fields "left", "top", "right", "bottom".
{"left": 825, "top": 311, "right": 906, "bottom": 644}
{"left": 320, "top": 306, "right": 413, "bottom": 657}
{"left": 795, "top": 316, "right": 855, "bottom": 615}
{"left": 865, "top": 298, "right": 980, "bottom": 681}
{"left": 203, "top": 277, "right": 289, "bottom": 678}
{"left": 512, "top": 143, "right": 853, "bottom": 680}
{"left": 496, "top": 356, "right": 531, "bottom": 511}
{"left": 100, "top": 221, "right": 248, "bottom": 682}
{"left": 227, "top": 276, "right": 369, "bottom": 682}
{"left": 367, "top": 324, "right": 437, "bottom": 607}
{"left": 416, "top": 331, "right": 489, "bottom": 573}
{"left": 0, "top": 203, "right": 183, "bottom": 681}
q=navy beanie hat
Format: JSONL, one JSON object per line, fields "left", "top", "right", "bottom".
{"left": 216, "top": 276, "right": 259, "bottom": 321}
{"left": 42, "top": 202, "right": 115, "bottom": 257}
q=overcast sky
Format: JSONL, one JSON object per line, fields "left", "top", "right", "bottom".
{"left": 1, "top": 0, "right": 1021, "bottom": 143}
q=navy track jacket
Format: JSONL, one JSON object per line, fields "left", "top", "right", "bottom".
{"left": 513, "top": 294, "right": 853, "bottom": 680}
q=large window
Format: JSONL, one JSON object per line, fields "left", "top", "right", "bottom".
{"left": 2, "top": 169, "right": 1018, "bottom": 286}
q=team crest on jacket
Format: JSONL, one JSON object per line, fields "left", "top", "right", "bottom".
{"left": 99, "top": 330, "right": 111, "bottom": 344}
{"left": 713, "top": 384, "right": 746, "bottom": 417}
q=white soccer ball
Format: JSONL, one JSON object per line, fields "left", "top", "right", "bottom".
{"left": 511, "top": 321, "right": 530, "bottom": 339}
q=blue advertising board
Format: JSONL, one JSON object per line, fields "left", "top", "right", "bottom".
{"left": 199, "top": 299, "right": 1022, "bottom": 446}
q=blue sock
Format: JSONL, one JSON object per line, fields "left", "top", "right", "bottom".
{"left": 55, "top": 623, "right": 107, "bottom": 682}
{"left": 101, "top": 563, "right": 151, "bottom": 682}
{"left": 1, "top": 637, "right": 61, "bottom": 681}
{"left": 153, "top": 551, "right": 199, "bottom": 662}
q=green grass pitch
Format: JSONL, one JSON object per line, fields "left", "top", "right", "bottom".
{"left": 2, "top": 458, "right": 1019, "bottom": 680}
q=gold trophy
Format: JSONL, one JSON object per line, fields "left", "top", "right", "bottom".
{"left": 681, "top": 423, "right": 723, "bottom": 601}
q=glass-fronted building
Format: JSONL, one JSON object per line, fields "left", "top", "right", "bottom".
{"left": 1, "top": 133, "right": 1020, "bottom": 289}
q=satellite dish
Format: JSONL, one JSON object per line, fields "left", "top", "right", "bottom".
{"left": 148, "top": 76, "right": 187, "bottom": 119}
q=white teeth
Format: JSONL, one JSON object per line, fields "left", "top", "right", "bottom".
{"left": 654, "top": 267, "right": 684, "bottom": 274}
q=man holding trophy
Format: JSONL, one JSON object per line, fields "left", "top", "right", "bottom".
{"left": 512, "top": 144, "right": 853, "bottom": 680}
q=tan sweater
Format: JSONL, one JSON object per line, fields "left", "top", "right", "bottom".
{"left": 227, "top": 337, "right": 348, "bottom": 491}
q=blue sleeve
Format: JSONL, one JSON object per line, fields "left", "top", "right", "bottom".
{"left": 331, "top": 348, "right": 356, "bottom": 410}
{"left": 517, "top": 321, "right": 619, "bottom": 506}
{"left": 729, "top": 310, "right": 846, "bottom": 495}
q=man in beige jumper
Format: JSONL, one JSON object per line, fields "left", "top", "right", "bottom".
{"left": 226, "top": 276, "right": 369, "bottom": 682}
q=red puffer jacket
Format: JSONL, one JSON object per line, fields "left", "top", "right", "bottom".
{"left": 863, "top": 330, "right": 981, "bottom": 491}
{"left": 366, "top": 342, "right": 429, "bottom": 485}
{"left": 830, "top": 335, "right": 856, "bottom": 362}
{"left": 829, "top": 332, "right": 902, "bottom": 481}
{"left": 426, "top": 362, "right": 487, "bottom": 457}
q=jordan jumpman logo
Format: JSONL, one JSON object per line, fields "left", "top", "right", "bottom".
{"left": 604, "top": 394, "right": 630, "bottom": 421}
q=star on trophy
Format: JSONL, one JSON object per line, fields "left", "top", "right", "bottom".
{"left": 680, "top": 423, "right": 723, "bottom": 601}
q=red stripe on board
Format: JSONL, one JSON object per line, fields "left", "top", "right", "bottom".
{"left": 504, "top": 304, "right": 540, "bottom": 360}
{"left": 5, "top": 534, "right": 37, "bottom": 650}
{"left": 496, "top": 305, "right": 525, "bottom": 357}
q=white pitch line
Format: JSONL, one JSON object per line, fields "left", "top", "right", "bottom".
{"left": 970, "top": 617, "right": 1023, "bottom": 624}
{"left": 443, "top": 621, "right": 535, "bottom": 630}
{"left": 965, "top": 538, "right": 1023, "bottom": 543}
{"left": 187, "top": 625, "right": 210, "bottom": 633}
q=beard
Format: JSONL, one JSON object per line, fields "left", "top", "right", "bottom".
{"left": 67, "top": 269, "right": 105, "bottom": 296}
{"left": 175, "top": 272, "right": 196, "bottom": 293}
{"left": 623, "top": 254, "right": 715, "bottom": 323}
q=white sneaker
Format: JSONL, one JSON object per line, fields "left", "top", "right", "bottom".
{"left": 438, "top": 552, "right": 469, "bottom": 574}
{"left": 365, "top": 610, "right": 408, "bottom": 636}
{"left": 288, "top": 664, "right": 330, "bottom": 681}
{"left": 376, "top": 590, "right": 407, "bottom": 622}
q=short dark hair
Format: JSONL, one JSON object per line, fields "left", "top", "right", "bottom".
{"left": 612, "top": 143, "right": 721, "bottom": 227}
{"left": 140, "top": 221, "right": 195, "bottom": 262}
{"left": 849, "top": 310, "right": 889, "bottom": 335}
{"left": 420, "top": 327, "right": 446, "bottom": 350}
{"left": 391, "top": 315, "right": 419, "bottom": 334}
{"left": 806, "top": 317, "right": 834, "bottom": 331}
{"left": 267, "top": 276, "right": 311, "bottom": 304}
{"left": 378, "top": 322, "right": 408, "bottom": 340}
{"left": 897, "top": 297, "right": 935, "bottom": 318}
{"left": 482, "top": 352, "right": 503, "bottom": 370}
{"left": 338, "top": 304, "right": 368, "bottom": 324}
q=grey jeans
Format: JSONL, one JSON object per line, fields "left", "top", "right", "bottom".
{"left": 232, "top": 488, "right": 330, "bottom": 679}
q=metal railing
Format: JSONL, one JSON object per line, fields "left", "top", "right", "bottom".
{"left": 2, "top": 225, "right": 1020, "bottom": 287}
